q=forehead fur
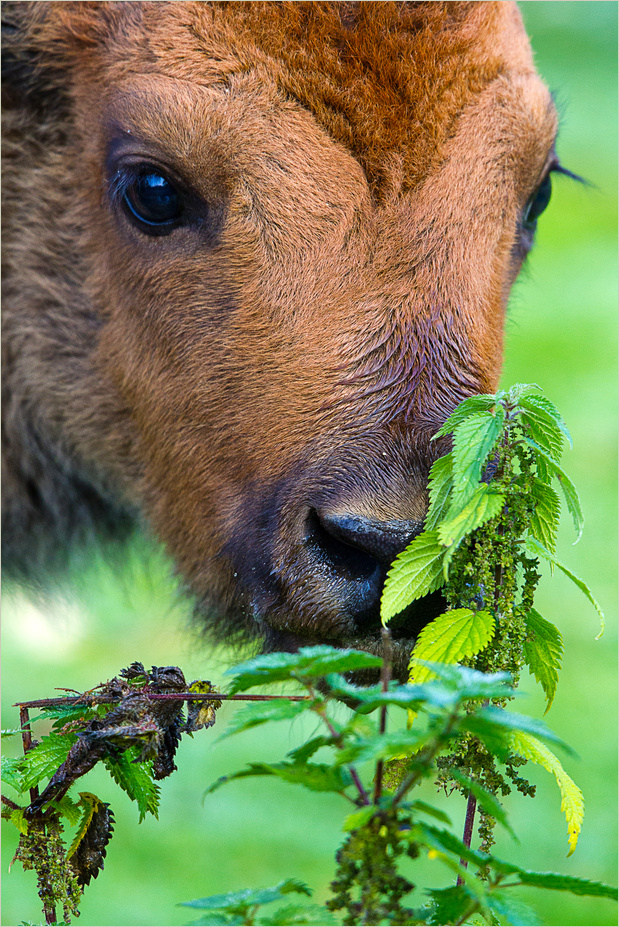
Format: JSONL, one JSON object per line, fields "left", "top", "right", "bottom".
{"left": 9, "top": 1, "right": 536, "bottom": 194}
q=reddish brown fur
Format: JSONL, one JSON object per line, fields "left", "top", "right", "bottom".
{"left": 2, "top": 2, "right": 557, "bottom": 673}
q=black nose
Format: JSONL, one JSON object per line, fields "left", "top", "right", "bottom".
{"left": 306, "top": 510, "right": 424, "bottom": 628}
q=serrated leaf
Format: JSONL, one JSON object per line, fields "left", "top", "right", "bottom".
{"left": 505, "top": 383, "right": 543, "bottom": 403}
{"left": 1, "top": 755, "right": 26, "bottom": 793}
{"left": 409, "top": 662, "right": 513, "bottom": 701}
{"left": 451, "top": 409, "right": 505, "bottom": 504}
{"left": 381, "top": 530, "right": 446, "bottom": 623}
{"left": 325, "top": 674, "right": 455, "bottom": 712}
{"left": 408, "top": 609, "right": 495, "bottom": 686}
{"left": 487, "top": 891, "right": 540, "bottom": 925}
{"left": 425, "top": 453, "right": 455, "bottom": 530}
{"left": 35, "top": 704, "right": 99, "bottom": 728}
{"left": 343, "top": 807, "right": 376, "bottom": 832}
{"left": 523, "top": 440, "right": 583, "bottom": 540}
{"left": 528, "top": 481, "right": 561, "bottom": 555}
{"left": 438, "top": 486, "right": 505, "bottom": 553}
{"left": 20, "top": 733, "right": 78, "bottom": 790}
{"left": 519, "top": 394, "right": 572, "bottom": 448}
{"left": 513, "top": 870, "right": 617, "bottom": 898}
{"left": 286, "top": 735, "right": 335, "bottom": 764}
{"left": 335, "top": 729, "right": 429, "bottom": 766}
{"left": 217, "top": 700, "right": 306, "bottom": 740}
{"left": 415, "top": 822, "right": 490, "bottom": 870}
{"left": 206, "top": 761, "right": 352, "bottom": 796}
{"left": 226, "top": 646, "right": 381, "bottom": 693}
{"left": 449, "top": 769, "right": 515, "bottom": 838}
{"left": 433, "top": 395, "right": 497, "bottom": 439}
{"left": 523, "top": 609, "right": 563, "bottom": 713}
{"left": 518, "top": 406, "right": 565, "bottom": 462}
{"left": 409, "top": 800, "right": 452, "bottom": 825}
{"left": 262, "top": 903, "right": 335, "bottom": 925}
{"left": 420, "top": 825, "right": 617, "bottom": 900}
{"left": 103, "top": 749, "right": 160, "bottom": 822}
{"left": 53, "top": 793, "right": 84, "bottom": 828}
{"left": 426, "top": 885, "right": 478, "bottom": 926}
{"left": 180, "top": 880, "right": 312, "bottom": 912}
{"left": 471, "top": 706, "right": 571, "bottom": 751}
{"left": 511, "top": 731, "right": 584, "bottom": 856}
{"left": 9, "top": 808, "right": 29, "bottom": 835}
{"left": 525, "top": 536, "right": 604, "bottom": 636}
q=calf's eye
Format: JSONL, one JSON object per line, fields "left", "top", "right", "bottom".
{"left": 523, "top": 173, "right": 552, "bottom": 231}
{"left": 122, "top": 170, "right": 183, "bottom": 233}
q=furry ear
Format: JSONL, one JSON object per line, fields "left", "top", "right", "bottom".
{"left": 1, "top": 1, "right": 67, "bottom": 112}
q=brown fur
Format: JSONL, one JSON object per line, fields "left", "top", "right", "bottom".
{"left": 2, "top": 2, "right": 557, "bottom": 672}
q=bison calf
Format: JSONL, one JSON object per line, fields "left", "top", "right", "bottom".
{"left": 2, "top": 2, "right": 562, "bottom": 675}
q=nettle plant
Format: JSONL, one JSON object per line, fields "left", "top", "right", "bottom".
{"left": 2, "top": 385, "right": 616, "bottom": 927}
{"left": 380, "top": 382, "right": 606, "bottom": 856}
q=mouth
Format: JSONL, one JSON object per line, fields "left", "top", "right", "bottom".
{"left": 261, "top": 589, "right": 446, "bottom": 683}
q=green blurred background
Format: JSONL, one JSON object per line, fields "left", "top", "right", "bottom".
{"left": 2, "top": 3, "right": 617, "bottom": 925}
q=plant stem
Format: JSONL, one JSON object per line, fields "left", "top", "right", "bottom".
{"left": 19, "top": 706, "right": 40, "bottom": 806}
{"left": 456, "top": 793, "right": 477, "bottom": 886}
{"left": 307, "top": 684, "right": 372, "bottom": 806}
{"left": 15, "top": 692, "right": 310, "bottom": 709}
{"left": 373, "top": 628, "right": 392, "bottom": 805}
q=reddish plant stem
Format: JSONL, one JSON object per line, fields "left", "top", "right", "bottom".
{"left": 456, "top": 792, "right": 477, "bottom": 886}
{"left": 15, "top": 692, "right": 310, "bottom": 709}
{"left": 19, "top": 706, "right": 40, "bottom": 806}
{"left": 373, "top": 628, "right": 392, "bottom": 805}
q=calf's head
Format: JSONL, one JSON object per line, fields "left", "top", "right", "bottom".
{"left": 2, "top": 2, "right": 560, "bottom": 675}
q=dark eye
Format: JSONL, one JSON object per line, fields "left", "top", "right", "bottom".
{"left": 122, "top": 170, "right": 183, "bottom": 233}
{"left": 523, "top": 173, "right": 552, "bottom": 231}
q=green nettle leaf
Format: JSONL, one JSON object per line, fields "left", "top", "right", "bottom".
{"left": 342, "top": 807, "right": 376, "bottom": 832}
{"left": 20, "top": 733, "right": 78, "bottom": 790}
{"left": 180, "top": 880, "right": 313, "bottom": 912}
{"left": 8, "top": 807, "right": 29, "bottom": 835}
{"left": 528, "top": 481, "right": 561, "bottom": 555}
{"left": 450, "top": 408, "right": 505, "bottom": 504}
{"left": 523, "top": 609, "right": 563, "bottom": 713}
{"left": 519, "top": 394, "right": 573, "bottom": 449}
{"left": 335, "top": 729, "right": 429, "bottom": 767}
{"left": 414, "top": 663, "right": 513, "bottom": 700}
{"left": 486, "top": 891, "right": 541, "bottom": 926}
{"left": 426, "top": 885, "right": 477, "bottom": 926}
{"left": 217, "top": 700, "right": 307, "bottom": 740}
{"left": 433, "top": 395, "right": 497, "bottom": 439}
{"left": 438, "top": 485, "right": 505, "bottom": 555}
{"left": 408, "top": 609, "right": 495, "bottom": 686}
{"left": 53, "top": 793, "right": 85, "bottom": 828}
{"left": 103, "top": 749, "right": 160, "bottom": 822}
{"left": 523, "top": 439, "right": 584, "bottom": 540}
{"left": 286, "top": 735, "right": 335, "bottom": 764}
{"left": 518, "top": 406, "right": 565, "bottom": 462}
{"left": 525, "top": 536, "right": 604, "bottom": 635}
{"left": 505, "top": 383, "right": 542, "bottom": 403}
{"left": 425, "top": 452, "right": 455, "bottom": 530}
{"left": 1, "top": 755, "right": 26, "bottom": 793}
{"left": 510, "top": 870, "right": 618, "bottom": 899}
{"left": 381, "top": 530, "right": 445, "bottom": 623}
{"left": 206, "top": 762, "right": 352, "bottom": 796}
{"left": 468, "top": 707, "right": 571, "bottom": 751}
{"left": 226, "top": 646, "right": 382, "bottom": 693}
{"left": 511, "top": 731, "right": 584, "bottom": 857}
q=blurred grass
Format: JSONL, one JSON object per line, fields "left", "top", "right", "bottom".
{"left": 2, "top": 3, "right": 617, "bottom": 925}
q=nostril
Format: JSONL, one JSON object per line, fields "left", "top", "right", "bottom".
{"left": 306, "top": 510, "right": 380, "bottom": 582}
{"left": 317, "top": 512, "right": 424, "bottom": 568}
